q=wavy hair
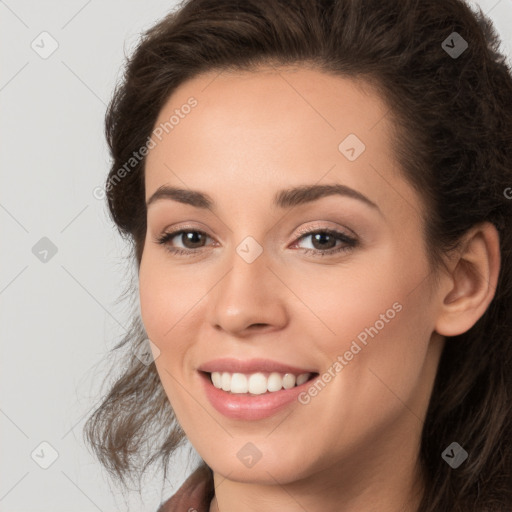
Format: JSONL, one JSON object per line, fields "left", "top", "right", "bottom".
{"left": 83, "top": 0, "right": 512, "bottom": 510}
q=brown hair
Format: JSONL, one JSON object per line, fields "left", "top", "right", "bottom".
{"left": 83, "top": 0, "right": 512, "bottom": 510}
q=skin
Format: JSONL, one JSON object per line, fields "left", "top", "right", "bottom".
{"left": 138, "top": 66, "right": 500, "bottom": 512}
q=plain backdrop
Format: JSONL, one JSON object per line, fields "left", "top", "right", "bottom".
{"left": 1, "top": 1, "right": 511, "bottom": 511}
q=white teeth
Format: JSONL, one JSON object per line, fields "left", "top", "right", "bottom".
{"left": 267, "top": 372, "right": 283, "bottom": 392}
{"left": 296, "top": 373, "right": 309, "bottom": 386}
{"left": 210, "top": 371, "right": 312, "bottom": 394}
{"left": 248, "top": 373, "right": 267, "bottom": 394}
{"left": 282, "top": 373, "right": 296, "bottom": 389}
{"left": 211, "top": 372, "right": 222, "bottom": 388}
{"left": 231, "top": 373, "right": 248, "bottom": 393}
{"left": 221, "top": 372, "right": 231, "bottom": 391}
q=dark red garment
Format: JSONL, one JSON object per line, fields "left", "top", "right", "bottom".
{"left": 156, "top": 464, "right": 215, "bottom": 512}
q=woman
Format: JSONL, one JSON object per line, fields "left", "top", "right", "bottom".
{"left": 83, "top": 0, "right": 512, "bottom": 511}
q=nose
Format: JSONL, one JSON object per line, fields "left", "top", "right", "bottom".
{"left": 208, "top": 243, "right": 289, "bottom": 337}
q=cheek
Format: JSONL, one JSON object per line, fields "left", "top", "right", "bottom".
{"left": 288, "top": 249, "right": 424, "bottom": 348}
{"left": 328, "top": 266, "right": 434, "bottom": 420}
{"left": 296, "top": 247, "right": 434, "bottom": 393}
{"left": 138, "top": 260, "right": 166, "bottom": 344}
{"left": 138, "top": 251, "right": 216, "bottom": 411}
{"left": 138, "top": 251, "right": 202, "bottom": 348}
{"left": 138, "top": 258, "right": 195, "bottom": 414}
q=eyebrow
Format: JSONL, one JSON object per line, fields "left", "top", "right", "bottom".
{"left": 146, "top": 183, "right": 381, "bottom": 213}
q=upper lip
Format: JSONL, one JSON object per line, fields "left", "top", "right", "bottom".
{"left": 197, "top": 358, "right": 317, "bottom": 375}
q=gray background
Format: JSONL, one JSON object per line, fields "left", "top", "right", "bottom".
{"left": 1, "top": 1, "right": 511, "bottom": 511}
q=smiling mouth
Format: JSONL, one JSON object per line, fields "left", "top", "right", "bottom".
{"left": 204, "top": 371, "right": 319, "bottom": 395}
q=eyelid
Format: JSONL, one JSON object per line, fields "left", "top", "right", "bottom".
{"left": 156, "top": 221, "right": 356, "bottom": 244}
{"left": 289, "top": 225, "right": 358, "bottom": 255}
{"left": 292, "top": 222, "right": 357, "bottom": 240}
{"left": 155, "top": 221, "right": 358, "bottom": 258}
{"left": 158, "top": 225, "right": 216, "bottom": 246}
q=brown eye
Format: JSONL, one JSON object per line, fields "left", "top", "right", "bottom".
{"left": 293, "top": 229, "right": 358, "bottom": 256}
{"left": 176, "top": 231, "right": 207, "bottom": 249}
{"left": 155, "top": 229, "right": 213, "bottom": 256}
{"left": 309, "top": 232, "right": 338, "bottom": 250}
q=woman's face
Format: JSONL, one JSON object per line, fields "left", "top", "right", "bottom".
{"left": 139, "top": 67, "right": 445, "bottom": 486}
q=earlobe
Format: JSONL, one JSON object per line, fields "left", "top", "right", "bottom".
{"left": 434, "top": 222, "right": 500, "bottom": 337}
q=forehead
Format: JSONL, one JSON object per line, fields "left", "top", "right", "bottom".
{"left": 143, "top": 66, "right": 419, "bottom": 223}
{"left": 147, "top": 66, "right": 392, "bottom": 156}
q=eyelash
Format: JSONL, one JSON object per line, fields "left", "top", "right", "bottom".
{"left": 154, "top": 226, "right": 358, "bottom": 258}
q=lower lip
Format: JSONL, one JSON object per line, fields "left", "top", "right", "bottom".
{"left": 199, "top": 371, "right": 316, "bottom": 420}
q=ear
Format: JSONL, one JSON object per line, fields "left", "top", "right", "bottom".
{"left": 434, "top": 222, "right": 501, "bottom": 337}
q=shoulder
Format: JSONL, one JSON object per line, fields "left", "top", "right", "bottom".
{"left": 156, "top": 464, "right": 214, "bottom": 512}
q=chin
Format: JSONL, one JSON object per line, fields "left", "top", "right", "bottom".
{"left": 202, "top": 444, "right": 319, "bottom": 485}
